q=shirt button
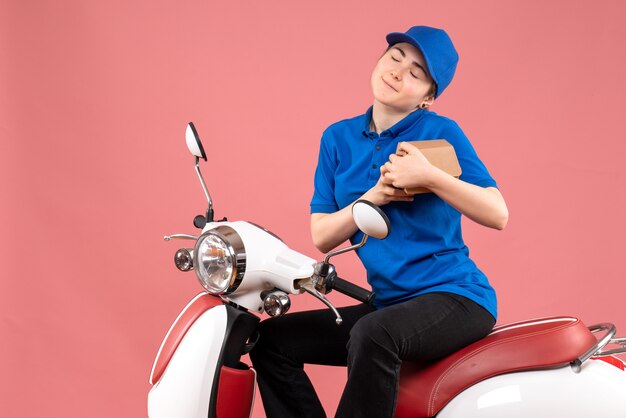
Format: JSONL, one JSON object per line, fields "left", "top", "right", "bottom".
{"left": 375, "top": 145, "right": 381, "bottom": 151}
{"left": 372, "top": 164, "right": 377, "bottom": 169}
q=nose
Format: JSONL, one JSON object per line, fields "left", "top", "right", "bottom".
{"left": 390, "top": 70, "right": 401, "bottom": 81}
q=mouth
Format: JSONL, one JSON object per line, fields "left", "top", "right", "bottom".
{"left": 382, "top": 77, "right": 398, "bottom": 92}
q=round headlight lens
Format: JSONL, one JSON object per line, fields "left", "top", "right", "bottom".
{"left": 194, "top": 233, "right": 235, "bottom": 294}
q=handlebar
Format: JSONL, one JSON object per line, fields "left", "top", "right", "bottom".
{"left": 325, "top": 275, "right": 375, "bottom": 305}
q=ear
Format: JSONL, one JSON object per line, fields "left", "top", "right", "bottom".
{"left": 420, "top": 95, "right": 435, "bottom": 109}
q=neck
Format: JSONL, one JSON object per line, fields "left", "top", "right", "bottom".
{"left": 370, "top": 100, "right": 414, "bottom": 133}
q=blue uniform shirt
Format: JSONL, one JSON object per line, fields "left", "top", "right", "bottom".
{"left": 310, "top": 107, "right": 498, "bottom": 319}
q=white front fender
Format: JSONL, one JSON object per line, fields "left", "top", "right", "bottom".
{"left": 148, "top": 304, "right": 227, "bottom": 418}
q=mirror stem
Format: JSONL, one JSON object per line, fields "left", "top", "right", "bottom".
{"left": 194, "top": 157, "right": 214, "bottom": 222}
{"left": 323, "top": 234, "right": 368, "bottom": 265}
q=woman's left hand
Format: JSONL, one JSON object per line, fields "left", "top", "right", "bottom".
{"left": 382, "top": 142, "right": 436, "bottom": 189}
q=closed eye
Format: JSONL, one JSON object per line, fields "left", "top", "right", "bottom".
{"left": 389, "top": 48, "right": 403, "bottom": 62}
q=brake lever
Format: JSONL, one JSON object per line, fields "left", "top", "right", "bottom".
{"left": 300, "top": 281, "right": 343, "bottom": 325}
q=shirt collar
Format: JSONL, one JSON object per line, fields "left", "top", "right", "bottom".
{"left": 361, "top": 106, "right": 426, "bottom": 138}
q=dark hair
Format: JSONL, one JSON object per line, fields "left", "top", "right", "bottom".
{"left": 427, "top": 82, "right": 436, "bottom": 98}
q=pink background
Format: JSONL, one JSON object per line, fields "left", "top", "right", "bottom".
{"left": 2, "top": 0, "right": 625, "bottom": 416}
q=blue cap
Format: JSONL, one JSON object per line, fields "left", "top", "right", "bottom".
{"left": 386, "top": 26, "right": 459, "bottom": 98}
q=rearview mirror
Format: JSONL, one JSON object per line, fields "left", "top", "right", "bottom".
{"left": 185, "top": 122, "right": 207, "bottom": 161}
{"left": 352, "top": 200, "right": 390, "bottom": 240}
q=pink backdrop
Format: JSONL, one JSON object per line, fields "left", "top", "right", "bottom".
{"left": 2, "top": 0, "right": 625, "bottom": 416}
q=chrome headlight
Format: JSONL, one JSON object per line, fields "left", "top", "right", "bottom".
{"left": 193, "top": 225, "right": 246, "bottom": 295}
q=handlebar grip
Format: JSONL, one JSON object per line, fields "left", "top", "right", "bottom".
{"left": 326, "top": 276, "right": 375, "bottom": 304}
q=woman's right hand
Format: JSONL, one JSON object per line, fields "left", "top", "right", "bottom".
{"left": 311, "top": 169, "right": 413, "bottom": 253}
{"left": 361, "top": 167, "right": 415, "bottom": 206}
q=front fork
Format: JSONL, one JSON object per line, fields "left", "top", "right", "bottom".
{"left": 212, "top": 303, "right": 260, "bottom": 418}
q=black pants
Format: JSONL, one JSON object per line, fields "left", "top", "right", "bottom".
{"left": 249, "top": 292, "right": 495, "bottom": 418}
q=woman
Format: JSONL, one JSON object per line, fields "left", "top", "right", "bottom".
{"left": 250, "top": 26, "right": 508, "bottom": 418}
